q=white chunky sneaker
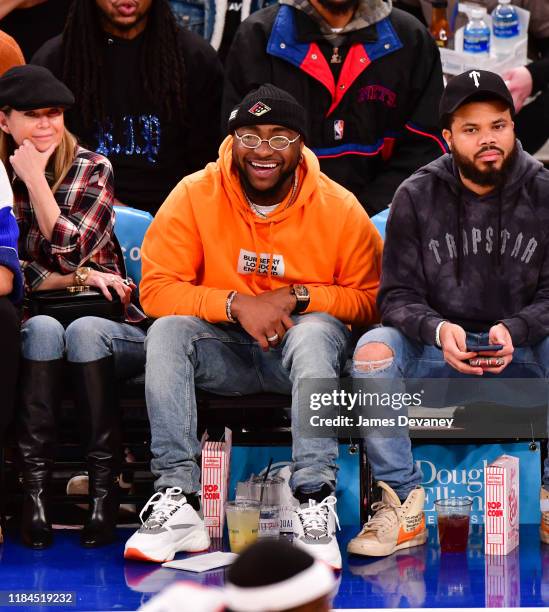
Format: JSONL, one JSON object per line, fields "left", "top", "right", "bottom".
{"left": 292, "top": 496, "right": 342, "bottom": 570}
{"left": 124, "top": 487, "right": 210, "bottom": 562}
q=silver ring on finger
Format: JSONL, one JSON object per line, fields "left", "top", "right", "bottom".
{"left": 267, "top": 333, "right": 279, "bottom": 343}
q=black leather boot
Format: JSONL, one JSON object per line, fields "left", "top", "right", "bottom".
{"left": 18, "top": 359, "right": 64, "bottom": 549}
{"left": 71, "top": 357, "right": 121, "bottom": 547}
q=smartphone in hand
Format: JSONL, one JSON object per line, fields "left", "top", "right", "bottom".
{"left": 466, "top": 344, "right": 503, "bottom": 353}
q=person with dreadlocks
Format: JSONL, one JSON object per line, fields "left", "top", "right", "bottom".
{"left": 31, "top": 0, "right": 223, "bottom": 216}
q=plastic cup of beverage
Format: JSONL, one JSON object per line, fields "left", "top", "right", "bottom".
{"left": 257, "top": 504, "right": 280, "bottom": 539}
{"left": 435, "top": 498, "right": 472, "bottom": 553}
{"left": 226, "top": 500, "right": 260, "bottom": 554}
{"left": 249, "top": 475, "right": 283, "bottom": 505}
{"left": 250, "top": 476, "right": 283, "bottom": 539}
{"left": 235, "top": 480, "right": 254, "bottom": 500}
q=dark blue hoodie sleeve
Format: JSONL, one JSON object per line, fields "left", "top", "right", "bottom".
{"left": 378, "top": 185, "right": 445, "bottom": 344}
{"left": 0, "top": 207, "right": 23, "bottom": 304}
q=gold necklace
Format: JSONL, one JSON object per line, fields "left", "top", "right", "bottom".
{"left": 244, "top": 172, "right": 299, "bottom": 219}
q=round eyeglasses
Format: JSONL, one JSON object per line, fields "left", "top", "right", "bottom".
{"left": 234, "top": 131, "right": 300, "bottom": 151}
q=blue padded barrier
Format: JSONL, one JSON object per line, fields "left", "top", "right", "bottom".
{"left": 371, "top": 208, "right": 389, "bottom": 240}
{"left": 113, "top": 205, "right": 153, "bottom": 287}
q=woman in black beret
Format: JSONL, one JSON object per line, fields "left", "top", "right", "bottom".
{"left": 0, "top": 65, "right": 147, "bottom": 550}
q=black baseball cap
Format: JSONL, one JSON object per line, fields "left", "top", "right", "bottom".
{"left": 0, "top": 65, "right": 74, "bottom": 111}
{"left": 439, "top": 69, "right": 515, "bottom": 126}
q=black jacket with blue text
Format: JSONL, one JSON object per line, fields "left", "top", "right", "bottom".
{"left": 222, "top": 4, "right": 446, "bottom": 215}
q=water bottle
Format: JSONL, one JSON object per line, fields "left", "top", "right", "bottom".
{"left": 463, "top": 8, "right": 490, "bottom": 56}
{"left": 492, "top": 0, "right": 520, "bottom": 58}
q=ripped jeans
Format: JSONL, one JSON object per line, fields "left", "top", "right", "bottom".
{"left": 352, "top": 325, "right": 549, "bottom": 500}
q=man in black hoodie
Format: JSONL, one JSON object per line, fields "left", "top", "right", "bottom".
{"left": 348, "top": 70, "right": 549, "bottom": 557}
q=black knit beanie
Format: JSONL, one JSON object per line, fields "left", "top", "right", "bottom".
{"left": 227, "top": 84, "right": 309, "bottom": 142}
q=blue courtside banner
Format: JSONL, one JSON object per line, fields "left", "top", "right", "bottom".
{"left": 413, "top": 442, "right": 541, "bottom": 525}
{"left": 229, "top": 442, "right": 540, "bottom": 526}
{"left": 229, "top": 445, "right": 360, "bottom": 525}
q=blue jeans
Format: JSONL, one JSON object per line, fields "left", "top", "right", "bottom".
{"left": 21, "top": 315, "right": 146, "bottom": 378}
{"left": 353, "top": 326, "right": 549, "bottom": 500}
{"left": 145, "top": 312, "right": 350, "bottom": 494}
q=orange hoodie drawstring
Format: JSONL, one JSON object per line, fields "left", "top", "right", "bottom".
{"left": 247, "top": 212, "right": 263, "bottom": 294}
{"left": 266, "top": 222, "right": 275, "bottom": 290}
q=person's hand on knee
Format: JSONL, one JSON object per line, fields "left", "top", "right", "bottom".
{"left": 230, "top": 293, "right": 293, "bottom": 350}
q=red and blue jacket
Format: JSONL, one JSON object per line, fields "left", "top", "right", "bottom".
{"left": 223, "top": 4, "right": 446, "bottom": 215}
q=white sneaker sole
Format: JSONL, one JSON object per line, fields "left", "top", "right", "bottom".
{"left": 347, "top": 530, "right": 427, "bottom": 557}
{"left": 294, "top": 538, "right": 342, "bottom": 570}
{"left": 124, "top": 528, "right": 211, "bottom": 563}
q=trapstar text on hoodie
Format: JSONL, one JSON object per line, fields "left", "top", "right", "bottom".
{"left": 428, "top": 227, "right": 538, "bottom": 265}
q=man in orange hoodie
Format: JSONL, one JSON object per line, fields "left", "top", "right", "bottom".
{"left": 125, "top": 85, "right": 383, "bottom": 569}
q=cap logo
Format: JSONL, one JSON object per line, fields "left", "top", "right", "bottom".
{"left": 248, "top": 101, "right": 271, "bottom": 117}
{"left": 469, "top": 71, "right": 481, "bottom": 88}
{"left": 229, "top": 109, "right": 238, "bottom": 121}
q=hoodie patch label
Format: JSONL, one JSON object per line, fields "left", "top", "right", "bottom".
{"left": 238, "top": 249, "right": 285, "bottom": 277}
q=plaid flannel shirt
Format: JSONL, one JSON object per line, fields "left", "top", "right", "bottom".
{"left": 15, "top": 147, "right": 122, "bottom": 292}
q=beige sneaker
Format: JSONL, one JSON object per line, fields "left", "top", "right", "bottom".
{"left": 347, "top": 481, "right": 427, "bottom": 557}
{"left": 540, "top": 487, "right": 549, "bottom": 544}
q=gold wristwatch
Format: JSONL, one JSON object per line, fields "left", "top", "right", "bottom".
{"left": 74, "top": 266, "right": 91, "bottom": 286}
{"left": 290, "top": 284, "right": 310, "bottom": 314}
